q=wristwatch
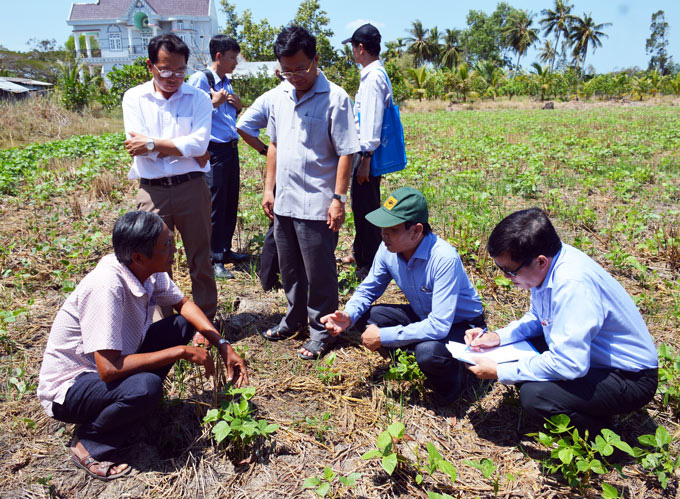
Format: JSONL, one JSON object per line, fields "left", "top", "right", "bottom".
{"left": 362, "top": 150, "right": 373, "bottom": 159}
{"left": 217, "top": 338, "right": 230, "bottom": 349}
{"left": 333, "top": 193, "right": 347, "bottom": 203}
{"left": 146, "top": 138, "right": 155, "bottom": 152}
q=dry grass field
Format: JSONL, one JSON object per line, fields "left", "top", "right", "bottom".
{"left": 0, "top": 97, "right": 679, "bottom": 498}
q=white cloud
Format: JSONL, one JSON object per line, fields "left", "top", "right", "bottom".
{"left": 345, "top": 19, "right": 385, "bottom": 33}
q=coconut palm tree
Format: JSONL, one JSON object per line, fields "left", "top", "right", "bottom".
{"left": 540, "top": 0, "right": 577, "bottom": 71}
{"left": 569, "top": 13, "right": 611, "bottom": 79}
{"left": 530, "top": 62, "right": 553, "bottom": 101}
{"left": 503, "top": 10, "right": 539, "bottom": 75}
{"left": 440, "top": 28, "right": 461, "bottom": 69}
{"left": 538, "top": 40, "right": 556, "bottom": 66}
{"left": 474, "top": 60, "right": 505, "bottom": 100}
{"left": 405, "top": 20, "right": 430, "bottom": 66}
{"left": 426, "top": 27, "right": 442, "bottom": 66}
{"left": 407, "top": 65, "right": 431, "bottom": 100}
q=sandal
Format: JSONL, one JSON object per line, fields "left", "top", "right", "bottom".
{"left": 71, "top": 452, "right": 130, "bottom": 481}
{"left": 298, "top": 339, "right": 332, "bottom": 361}
{"left": 260, "top": 323, "right": 302, "bottom": 342}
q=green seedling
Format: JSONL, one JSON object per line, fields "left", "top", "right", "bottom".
{"left": 361, "top": 422, "right": 407, "bottom": 475}
{"left": 464, "top": 458, "right": 500, "bottom": 497}
{"left": 302, "top": 412, "right": 333, "bottom": 442}
{"left": 384, "top": 349, "right": 425, "bottom": 398}
{"left": 632, "top": 425, "right": 680, "bottom": 489}
{"left": 657, "top": 343, "right": 680, "bottom": 415}
{"left": 202, "top": 385, "right": 278, "bottom": 462}
{"left": 303, "top": 466, "right": 360, "bottom": 498}
{"left": 315, "top": 352, "right": 341, "bottom": 385}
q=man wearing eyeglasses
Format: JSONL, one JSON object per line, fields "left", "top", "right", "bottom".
{"left": 123, "top": 33, "right": 217, "bottom": 319}
{"left": 188, "top": 35, "right": 248, "bottom": 280}
{"left": 260, "top": 26, "right": 360, "bottom": 360}
{"left": 465, "top": 208, "right": 658, "bottom": 435}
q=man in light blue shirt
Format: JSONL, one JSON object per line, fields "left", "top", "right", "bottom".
{"left": 466, "top": 208, "right": 658, "bottom": 434}
{"left": 322, "top": 187, "right": 485, "bottom": 403}
{"left": 188, "top": 35, "right": 246, "bottom": 280}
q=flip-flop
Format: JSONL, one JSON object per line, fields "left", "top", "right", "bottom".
{"left": 260, "top": 323, "right": 301, "bottom": 342}
{"left": 71, "top": 453, "right": 130, "bottom": 481}
{"left": 298, "top": 339, "right": 332, "bottom": 361}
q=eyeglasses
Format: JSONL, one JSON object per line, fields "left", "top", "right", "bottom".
{"left": 153, "top": 65, "right": 186, "bottom": 79}
{"left": 279, "top": 59, "right": 315, "bottom": 80}
{"left": 494, "top": 258, "right": 532, "bottom": 277}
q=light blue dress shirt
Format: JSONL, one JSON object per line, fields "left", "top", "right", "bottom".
{"left": 187, "top": 68, "right": 239, "bottom": 143}
{"left": 236, "top": 84, "right": 283, "bottom": 137}
{"left": 496, "top": 244, "right": 658, "bottom": 384}
{"left": 344, "top": 232, "right": 484, "bottom": 347}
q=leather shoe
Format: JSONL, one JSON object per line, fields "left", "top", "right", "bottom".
{"left": 225, "top": 250, "right": 248, "bottom": 263}
{"left": 213, "top": 263, "right": 234, "bottom": 279}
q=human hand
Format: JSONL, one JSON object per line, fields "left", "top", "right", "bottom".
{"left": 124, "top": 131, "right": 150, "bottom": 157}
{"left": 464, "top": 328, "right": 500, "bottom": 352}
{"left": 220, "top": 344, "right": 249, "bottom": 387}
{"left": 357, "top": 156, "right": 371, "bottom": 185}
{"left": 262, "top": 190, "right": 275, "bottom": 221}
{"left": 210, "top": 88, "right": 228, "bottom": 107}
{"left": 321, "top": 311, "right": 351, "bottom": 336}
{"left": 361, "top": 324, "right": 382, "bottom": 351}
{"left": 467, "top": 357, "right": 499, "bottom": 380}
{"left": 196, "top": 150, "right": 211, "bottom": 168}
{"left": 327, "top": 199, "right": 345, "bottom": 232}
{"left": 183, "top": 345, "right": 215, "bottom": 378}
{"left": 226, "top": 93, "right": 242, "bottom": 113}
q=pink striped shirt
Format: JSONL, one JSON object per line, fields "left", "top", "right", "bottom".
{"left": 37, "top": 254, "right": 184, "bottom": 416}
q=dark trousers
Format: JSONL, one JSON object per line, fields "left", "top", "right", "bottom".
{"left": 362, "top": 304, "right": 486, "bottom": 395}
{"left": 350, "top": 154, "right": 382, "bottom": 270}
{"left": 259, "top": 220, "right": 280, "bottom": 291}
{"left": 519, "top": 345, "right": 658, "bottom": 435}
{"left": 52, "top": 315, "right": 194, "bottom": 461}
{"left": 207, "top": 141, "right": 240, "bottom": 263}
{"left": 274, "top": 214, "right": 338, "bottom": 342}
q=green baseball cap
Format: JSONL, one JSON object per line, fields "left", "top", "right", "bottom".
{"left": 365, "top": 187, "right": 429, "bottom": 228}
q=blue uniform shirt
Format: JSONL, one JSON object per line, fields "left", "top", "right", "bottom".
{"left": 344, "top": 232, "right": 484, "bottom": 347}
{"left": 496, "top": 244, "right": 658, "bottom": 384}
{"left": 187, "top": 68, "right": 239, "bottom": 143}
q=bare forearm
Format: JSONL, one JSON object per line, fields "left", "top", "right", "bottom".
{"left": 238, "top": 129, "right": 267, "bottom": 154}
{"left": 335, "top": 155, "right": 352, "bottom": 195}
{"left": 265, "top": 142, "right": 277, "bottom": 194}
{"left": 176, "top": 297, "right": 222, "bottom": 344}
{"left": 94, "top": 347, "right": 186, "bottom": 383}
{"left": 152, "top": 138, "right": 185, "bottom": 157}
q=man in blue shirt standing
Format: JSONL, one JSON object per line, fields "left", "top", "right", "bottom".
{"left": 322, "top": 187, "right": 485, "bottom": 403}
{"left": 466, "top": 208, "right": 658, "bottom": 434}
{"left": 188, "top": 35, "right": 247, "bottom": 280}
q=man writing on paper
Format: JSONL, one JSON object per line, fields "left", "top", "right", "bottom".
{"left": 322, "top": 187, "right": 485, "bottom": 404}
{"left": 465, "top": 208, "right": 658, "bottom": 434}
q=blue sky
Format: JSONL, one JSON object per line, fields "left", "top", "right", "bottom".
{"left": 1, "top": 0, "right": 678, "bottom": 73}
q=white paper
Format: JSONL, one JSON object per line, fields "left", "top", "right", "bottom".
{"left": 446, "top": 340, "right": 539, "bottom": 365}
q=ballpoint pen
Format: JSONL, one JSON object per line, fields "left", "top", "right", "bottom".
{"left": 465, "top": 325, "right": 488, "bottom": 351}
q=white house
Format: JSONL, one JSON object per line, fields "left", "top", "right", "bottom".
{"left": 67, "top": 0, "right": 219, "bottom": 82}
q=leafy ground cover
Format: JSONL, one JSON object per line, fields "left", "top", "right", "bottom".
{"left": 0, "top": 102, "right": 679, "bottom": 498}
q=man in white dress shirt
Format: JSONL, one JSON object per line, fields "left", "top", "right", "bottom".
{"left": 122, "top": 33, "right": 217, "bottom": 318}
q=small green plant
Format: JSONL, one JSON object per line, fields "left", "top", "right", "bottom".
{"left": 384, "top": 349, "right": 425, "bottom": 396}
{"left": 6, "top": 366, "right": 37, "bottom": 401}
{"left": 302, "top": 466, "right": 360, "bottom": 498}
{"left": 464, "top": 458, "right": 500, "bottom": 497}
{"left": 632, "top": 425, "right": 680, "bottom": 490}
{"left": 301, "top": 412, "right": 333, "bottom": 442}
{"left": 657, "top": 343, "right": 680, "bottom": 415}
{"left": 420, "top": 441, "right": 457, "bottom": 486}
{"left": 528, "top": 414, "right": 633, "bottom": 494}
{"left": 361, "top": 422, "right": 407, "bottom": 475}
{"left": 315, "top": 352, "right": 341, "bottom": 385}
{"left": 202, "top": 385, "right": 278, "bottom": 462}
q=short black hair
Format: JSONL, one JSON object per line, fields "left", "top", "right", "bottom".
{"left": 210, "top": 35, "right": 240, "bottom": 61}
{"left": 112, "top": 211, "right": 165, "bottom": 265}
{"left": 487, "top": 207, "right": 562, "bottom": 262}
{"left": 404, "top": 220, "right": 432, "bottom": 235}
{"left": 148, "top": 33, "right": 190, "bottom": 64}
{"left": 274, "top": 25, "right": 316, "bottom": 60}
{"left": 352, "top": 39, "right": 380, "bottom": 57}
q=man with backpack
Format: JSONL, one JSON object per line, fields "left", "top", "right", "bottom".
{"left": 188, "top": 35, "right": 247, "bottom": 280}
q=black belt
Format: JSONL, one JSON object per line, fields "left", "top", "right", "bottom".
{"left": 209, "top": 139, "right": 238, "bottom": 149}
{"left": 140, "top": 171, "right": 204, "bottom": 187}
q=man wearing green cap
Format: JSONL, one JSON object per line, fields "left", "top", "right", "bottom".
{"left": 321, "top": 187, "right": 484, "bottom": 403}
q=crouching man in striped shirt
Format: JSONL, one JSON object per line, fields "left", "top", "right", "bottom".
{"left": 37, "top": 211, "right": 248, "bottom": 481}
